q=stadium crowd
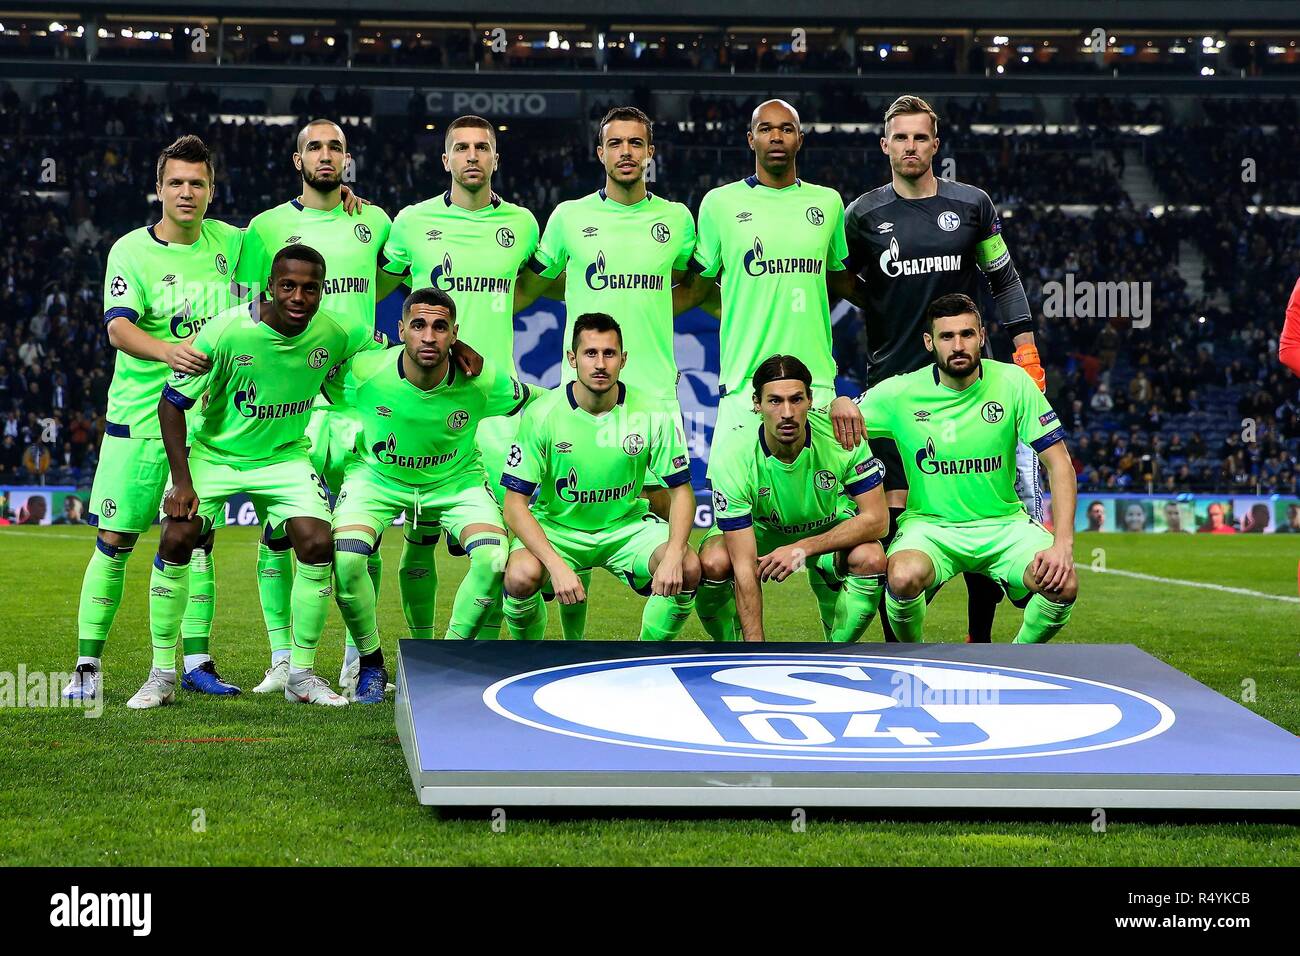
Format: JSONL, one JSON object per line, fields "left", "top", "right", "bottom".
{"left": 1, "top": 81, "right": 1296, "bottom": 496}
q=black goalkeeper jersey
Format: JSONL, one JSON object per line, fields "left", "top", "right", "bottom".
{"left": 844, "top": 178, "right": 1032, "bottom": 387}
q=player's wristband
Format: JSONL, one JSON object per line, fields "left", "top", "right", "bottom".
{"left": 1013, "top": 343, "right": 1047, "bottom": 393}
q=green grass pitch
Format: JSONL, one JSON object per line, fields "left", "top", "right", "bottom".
{"left": 2, "top": 525, "right": 1298, "bottom": 866}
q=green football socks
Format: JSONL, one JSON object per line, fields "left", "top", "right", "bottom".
{"left": 1013, "top": 594, "right": 1075, "bottom": 644}
{"left": 885, "top": 588, "right": 926, "bottom": 643}
{"left": 639, "top": 592, "right": 697, "bottom": 642}
{"left": 148, "top": 555, "right": 192, "bottom": 671}
{"left": 445, "top": 533, "right": 507, "bottom": 640}
{"left": 503, "top": 591, "right": 548, "bottom": 642}
{"left": 695, "top": 578, "right": 739, "bottom": 642}
{"left": 289, "top": 561, "right": 334, "bottom": 670}
{"left": 558, "top": 569, "right": 592, "bottom": 640}
{"left": 399, "top": 533, "right": 439, "bottom": 640}
{"left": 76, "top": 538, "right": 133, "bottom": 660}
{"left": 828, "top": 573, "right": 884, "bottom": 644}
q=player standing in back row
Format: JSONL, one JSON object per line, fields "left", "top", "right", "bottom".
{"left": 234, "top": 118, "right": 391, "bottom": 693}
{"left": 62, "top": 135, "right": 243, "bottom": 703}
{"left": 515, "top": 105, "right": 699, "bottom": 639}
{"left": 379, "top": 114, "right": 542, "bottom": 643}
{"left": 836, "top": 95, "right": 1046, "bottom": 643}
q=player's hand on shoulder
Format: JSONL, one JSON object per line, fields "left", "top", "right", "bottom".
{"left": 338, "top": 185, "right": 372, "bottom": 216}
{"left": 829, "top": 396, "right": 865, "bottom": 450}
{"left": 550, "top": 565, "right": 587, "bottom": 605}
{"left": 758, "top": 544, "right": 805, "bottom": 583}
{"left": 163, "top": 482, "right": 199, "bottom": 521}
{"left": 166, "top": 339, "right": 211, "bottom": 375}
{"left": 450, "top": 339, "right": 485, "bottom": 377}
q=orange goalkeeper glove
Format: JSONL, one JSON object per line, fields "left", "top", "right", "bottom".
{"left": 1013, "top": 343, "right": 1046, "bottom": 393}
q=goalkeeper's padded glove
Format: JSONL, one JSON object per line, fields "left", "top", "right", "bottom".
{"left": 1013, "top": 343, "right": 1047, "bottom": 393}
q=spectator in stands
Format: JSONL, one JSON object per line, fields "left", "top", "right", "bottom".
{"left": 21, "top": 440, "right": 49, "bottom": 479}
{"left": 1090, "top": 382, "right": 1114, "bottom": 413}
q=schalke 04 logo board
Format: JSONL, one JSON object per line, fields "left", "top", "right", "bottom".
{"left": 484, "top": 654, "right": 1175, "bottom": 761}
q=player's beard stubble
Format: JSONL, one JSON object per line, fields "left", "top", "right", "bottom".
{"left": 937, "top": 351, "right": 981, "bottom": 380}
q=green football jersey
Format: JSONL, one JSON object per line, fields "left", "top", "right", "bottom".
{"left": 711, "top": 411, "right": 883, "bottom": 536}
{"left": 235, "top": 199, "right": 391, "bottom": 340}
{"left": 501, "top": 382, "right": 691, "bottom": 532}
{"left": 102, "top": 220, "right": 243, "bottom": 438}
{"left": 531, "top": 190, "right": 696, "bottom": 402}
{"left": 857, "top": 359, "right": 1065, "bottom": 524}
{"left": 163, "top": 301, "right": 374, "bottom": 468}
{"left": 380, "top": 192, "right": 539, "bottom": 374}
{"left": 328, "top": 348, "right": 530, "bottom": 486}
{"left": 693, "top": 177, "right": 848, "bottom": 396}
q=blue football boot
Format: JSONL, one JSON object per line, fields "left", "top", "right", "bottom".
{"left": 353, "top": 665, "right": 390, "bottom": 704}
{"left": 181, "top": 660, "right": 241, "bottom": 696}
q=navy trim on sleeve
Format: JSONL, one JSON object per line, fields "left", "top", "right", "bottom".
{"left": 162, "top": 384, "right": 197, "bottom": 411}
{"left": 104, "top": 306, "right": 140, "bottom": 325}
{"left": 717, "top": 514, "right": 754, "bottom": 532}
{"left": 1030, "top": 427, "right": 1067, "bottom": 454}
{"left": 526, "top": 255, "right": 549, "bottom": 275}
{"left": 500, "top": 474, "right": 538, "bottom": 497}
{"left": 662, "top": 469, "right": 692, "bottom": 489}
{"left": 104, "top": 421, "right": 131, "bottom": 438}
{"left": 844, "top": 470, "right": 884, "bottom": 496}
{"left": 507, "top": 383, "right": 531, "bottom": 416}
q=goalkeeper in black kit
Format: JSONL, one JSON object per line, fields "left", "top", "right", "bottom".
{"left": 832, "top": 95, "right": 1048, "bottom": 643}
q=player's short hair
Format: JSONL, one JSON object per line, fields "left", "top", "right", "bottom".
{"left": 597, "top": 106, "right": 653, "bottom": 148}
{"left": 403, "top": 286, "right": 456, "bottom": 321}
{"left": 751, "top": 354, "right": 813, "bottom": 401}
{"left": 296, "top": 118, "right": 345, "bottom": 154}
{"left": 444, "top": 115, "right": 496, "bottom": 153}
{"left": 885, "top": 95, "right": 939, "bottom": 136}
{"left": 271, "top": 243, "right": 327, "bottom": 279}
{"left": 155, "top": 135, "right": 214, "bottom": 187}
{"left": 926, "top": 293, "right": 981, "bottom": 330}
{"left": 571, "top": 312, "right": 623, "bottom": 351}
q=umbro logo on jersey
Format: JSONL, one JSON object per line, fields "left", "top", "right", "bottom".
{"left": 162, "top": 274, "right": 176, "bottom": 284}
{"left": 806, "top": 207, "right": 825, "bottom": 226}
{"left": 426, "top": 230, "right": 443, "bottom": 240}
{"left": 286, "top": 236, "right": 302, "bottom": 244}
{"left": 913, "top": 410, "right": 931, "bottom": 420}
{"left": 735, "top": 212, "right": 752, "bottom": 222}
{"left": 355, "top": 224, "right": 373, "bottom": 243}
{"left": 376, "top": 406, "right": 392, "bottom": 417}
{"left": 876, "top": 222, "right": 894, "bottom": 234}
{"left": 582, "top": 226, "right": 599, "bottom": 237}
{"left": 758, "top": 486, "right": 771, "bottom": 497}
{"left": 555, "top": 442, "right": 573, "bottom": 453}
{"left": 235, "top": 354, "right": 254, "bottom": 368}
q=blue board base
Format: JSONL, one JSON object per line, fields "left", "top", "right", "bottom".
{"left": 395, "top": 641, "right": 1300, "bottom": 810}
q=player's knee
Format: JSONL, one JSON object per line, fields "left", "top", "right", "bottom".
{"left": 1049, "top": 573, "right": 1078, "bottom": 604}
{"left": 158, "top": 520, "right": 199, "bottom": 562}
{"left": 98, "top": 529, "right": 138, "bottom": 550}
{"left": 887, "top": 558, "right": 928, "bottom": 599}
{"left": 294, "top": 532, "right": 334, "bottom": 566}
{"left": 699, "top": 542, "right": 732, "bottom": 582}
{"left": 503, "top": 555, "right": 543, "bottom": 599}
{"left": 681, "top": 550, "right": 703, "bottom": 591}
{"left": 847, "top": 542, "right": 886, "bottom": 577}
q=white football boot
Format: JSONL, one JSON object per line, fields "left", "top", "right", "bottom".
{"left": 285, "top": 672, "right": 349, "bottom": 707}
{"left": 252, "top": 659, "right": 290, "bottom": 694}
{"left": 126, "top": 668, "right": 177, "bottom": 710}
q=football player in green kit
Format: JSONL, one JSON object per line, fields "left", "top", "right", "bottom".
{"left": 500, "top": 313, "right": 701, "bottom": 641}
{"left": 234, "top": 118, "right": 394, "bottom": 695}
{"left": 327, "top": 288, "right": 533, "bottom": 701}
{"left": 133, "top": 245, "right": 376, "bottom": 709}
{"left": 376, "top": 114, "right": 543, "bottom": 646}
{"left": 855, "top": 294, "right": 1078, "bottom": 643}
{"left": 701, "top": 355, "right": 889, "bottom": 643}
{"left": 514, "top": 105, "right": 701, "bottom": 640}
{"left": 62, "top": 135, "right": 243, "bottom": 703}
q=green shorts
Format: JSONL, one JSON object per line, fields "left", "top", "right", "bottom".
{"left": 186, "top": 453, "right": 332, "bottom": 535}
{"left": 708, "top": 384, "right": 837, "bottom": 478}
{"left": 89, "top": 434, "right": 169, "bottom": 534}
{"left": 889, "top": 513, "right": 1053, "bottom": 601}
{"left": 333, "top": 460, "right": 502, "bottom": 544}
{"left": 509, "top": 511, "right": 671, "bottom": 595}
{"left": 700, "top": 510, "right": 853, "bottom": 587}
{"left": 306, "top": 404, "right": 363, "bottom": 494}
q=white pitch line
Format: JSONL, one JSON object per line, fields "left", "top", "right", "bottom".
{"left": 1076, "top": 563, "right": 1300, "bottom": 604}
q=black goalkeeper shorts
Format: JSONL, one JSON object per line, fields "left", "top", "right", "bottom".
{"left": 872, "top": 436, "right": 909, "bottom": 493}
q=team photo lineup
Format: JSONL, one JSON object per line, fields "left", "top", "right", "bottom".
{"left": 53, "top": 95, "right": 1084, "bottom": 709}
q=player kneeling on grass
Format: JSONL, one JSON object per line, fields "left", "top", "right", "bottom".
{"left": 845, "top": 293, "right": 1077, "bottom": 642}
{"left": 328, "top": 288, "right": 531, "bottom": 700}
{"left": 500, "top": 313, "right": 701, "bottom": 641}
{"left": 134, "top": 244, "right": 377, "bottom": 709}
{"left": 698, "top": 354, "right": 889, "bottom": 643}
